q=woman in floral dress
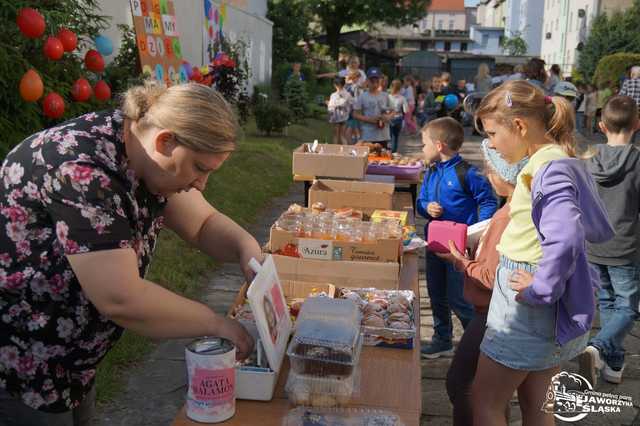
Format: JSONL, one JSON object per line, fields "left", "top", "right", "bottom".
{"left": 0, "top": 82, "right": 260, "bottom": 426}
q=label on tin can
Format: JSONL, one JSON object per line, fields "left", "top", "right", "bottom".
{"left": 186, "top": 337, "right": 236, "bottom": 423}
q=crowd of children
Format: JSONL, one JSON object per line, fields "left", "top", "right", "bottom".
{"left": 326, "top": 56, "right": 471, "bottom": 151}
{"left": 417, "top": 79, "right": 639, "bottom": 425}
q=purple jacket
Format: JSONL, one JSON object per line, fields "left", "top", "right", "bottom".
{"left": 521, "top": 158, "right": 614, "bottom": 346}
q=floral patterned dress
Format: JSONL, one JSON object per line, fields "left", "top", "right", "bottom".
{"left": 0, "top": 110, "right": 166, "bottom": 412}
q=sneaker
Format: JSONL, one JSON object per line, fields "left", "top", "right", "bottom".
{"left": 578, "top": 345, "right": 603, "bottom": 387}
{"left": 602, "top": 363, "right": 625, "bottom": 384}
{"left": 420, "top": 340, "right": 454, "bottom": 359}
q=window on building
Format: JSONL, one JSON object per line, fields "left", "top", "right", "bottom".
{"left": 569, "top": 12, "right": 573, "bottom": 31}
{"left": 445, "top": 41, "right": 451, "bottom": 51}
{"left": 449, "top": 20, "right": 454, "bottom": 30}
{"left": 556, "top": 18, "right": 559, "bottom": 31}
{"left": 388, "top": 39, "right": 396, "bottom": 49}
{"left": 461, "top": 42, "right": 468, "bottom": 51}
{"left": 438, "top": 20, "right": 443, "bottom": 30}
{"left": 482, "top": 34, "right": 489, "bottom": 47}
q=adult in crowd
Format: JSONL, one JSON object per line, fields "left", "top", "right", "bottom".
{"left": 524, "top": 58, "right": 549, "bottom": 93}
{"left": 545, "top": 64, "right": 562, "bottom": 93}
{"left": 0, "top": 82, "right": 258, "bottom": 425}
{"left": 474, "top": 63, "right": 493, "bottom": 94}
{"left": 619, "top": 65, "right": 640, "bottom": 108}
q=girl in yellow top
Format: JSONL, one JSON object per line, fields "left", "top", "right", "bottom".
{"left": 470, "top": 80, "right": 613, "bottom": 425}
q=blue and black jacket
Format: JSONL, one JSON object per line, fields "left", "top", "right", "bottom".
{"left": 417, "top": 154, "right": 497, "bottom": 230}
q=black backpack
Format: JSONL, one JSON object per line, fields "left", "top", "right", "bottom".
{"left": 427, "top": 160, "right": 472, "bottom": 197}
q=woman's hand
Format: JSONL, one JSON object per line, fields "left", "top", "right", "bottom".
{"left": 435, "top": 240, "right": 469, "bottom": 270}
{"left": 509, "top": 270, "right": 534, "bottom": 302}
{"left": 218, "top": 317, "right": 255, "bottom": 360}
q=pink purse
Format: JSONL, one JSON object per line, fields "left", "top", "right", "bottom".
{"left": 427, "top": 220, "right": 468, "bottom": 254}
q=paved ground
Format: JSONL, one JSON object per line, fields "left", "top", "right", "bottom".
{"left": 95, "top": 130, "right": 640, "bottom": 426}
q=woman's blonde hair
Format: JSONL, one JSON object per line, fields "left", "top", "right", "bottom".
{"left": 476, "top": 63, "right": 490, "bottom": 80}
{"left": 390, "top": 79, "right": 403, "bottom": 94}
{"left": 475, "top": 80, "right": 576, "bottom": 157}
{"left": 121, "top": 81, "right": 237, "bottom": 153}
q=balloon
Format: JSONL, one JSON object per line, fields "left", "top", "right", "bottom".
{"left": 190, "top": 66, "right": 202, "bottom": 82}
{"left": 43, "top": 37, "right": 64, "bottom": 60}
{"left": 85, "top": 49, "right": 105, "bottom": 73}
{"left": 94, "top": 35, "right": 113, "bottom": 56}
{"left": 93, "top": 80, "right": 111, "bottom": 101}
{"left": 16, "top": 8, "right": 45, "bottom": 39}
{"left": 19, "top": 69, "right": 44, "bottom": 102}
{"left": 42, "top": 93, "right": 65, "bottom": 119}
{"left": 57, "top": 28, "right": 77, "bottom": 52}
{"left": 71, "top": 78, "right": 92, "bottom": 102}
{"left": 444, "top": 94, "right": 459, "bottom": 110}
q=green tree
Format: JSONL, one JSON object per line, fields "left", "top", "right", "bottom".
{"left": 0, "top": 0, "right": 110, "bottom": 156}
{"left": 501, "top": 33, "right": 528, "bottom": 56}
{"left": 283, "top": 77, "right": 308, "bottom": 121}
{"left": 267, "top": 0, "right": 311, "bottom": 64}
{"left": 308, "top": 0, "right": 431, "bottom": 64}
{"left": 577, "top": 0, "right": 640, "bottom": 82}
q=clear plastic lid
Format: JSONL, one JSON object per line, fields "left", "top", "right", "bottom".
{"left": 282, "top": 406, "right": 406, "bottom": 426}
{"left": 287, "top": 332, "right": 363, "bottom": 377}
{"left": 285, "top": 368, "right": 360, "bottom": 407}
{"left": 297, "top": 297, "right": 361, "bottom": 326}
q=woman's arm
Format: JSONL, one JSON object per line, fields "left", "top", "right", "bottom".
{"left": 67, "top": 248, "right": 254, "bottom": 358}
{"left": 163, "top": 190, "right": 263, "bottom": 282}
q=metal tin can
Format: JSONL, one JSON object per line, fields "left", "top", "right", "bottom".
{"left": 185, "top": 337, "right": 236, "bottom": 423}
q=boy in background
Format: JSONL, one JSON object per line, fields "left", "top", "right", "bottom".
{"left": 418, "top": 117, "right": 497, "bottom": 358}
{"left": 580, "top": 95, "right": 640, "bottom": 385}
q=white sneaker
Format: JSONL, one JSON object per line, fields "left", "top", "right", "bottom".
{"left": 602, "top": 363, "right": 625, "bottom": 384}
{"left": 578, "top": 345, "right": 603, "bottom": 387}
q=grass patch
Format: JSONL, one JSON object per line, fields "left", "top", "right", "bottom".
{"left": 95, "top": 117, "right": 332, "bottom": 404}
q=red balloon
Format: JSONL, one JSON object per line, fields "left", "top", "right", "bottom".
{"left": 93, "top": 80, "right": 111, "bottom": 101}
{"left": 57, "top": 28, "right": 78, "bottom": 52}
{"left": 43, "top": 93, "right": 65, "bottom": 119}
{"left": 43, "top": 37, "right": 64, "bottom": 60}
{"left": 84, "top": 49, "right": 105, "bottom": 73}
{"left": 190, "top": 66, "right": 202, "bottom": 82}
{"left": 19, "top": 69, "right": 44, "bottom": 102}
{"left": 16, "top": 8, "right": 45, "bottom": 39}
{"left": 71, "top": 78, "right": 92, "bottom": 102}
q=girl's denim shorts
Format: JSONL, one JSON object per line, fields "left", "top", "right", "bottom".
{"left": 480, "top": 256, "right": 588, "bottom": 371}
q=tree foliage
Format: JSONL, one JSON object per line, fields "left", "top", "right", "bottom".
{"left": 308, "top": 0, "right": 431, "bottom": 63}
{"left": 501, "top": 34, "right": 528, "bottom": 56}
{"left": 267, "top": 0, "right": 312, "bottom": 64}
{"left": 577, "top": 0, "right": 640, "bottom": 82}
{"left": 0, "top": 0, "right": 110, "bottom": 156}
{"left": 593, "top": 52, "right": 640, "bottom": 89}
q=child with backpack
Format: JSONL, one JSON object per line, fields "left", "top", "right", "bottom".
{"left": 471, "top": 80, "right": 614, "bottom": 425}
{"left": 417, "top": 117, "right": 498, "bottom": 359}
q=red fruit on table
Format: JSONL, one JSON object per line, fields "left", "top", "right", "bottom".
{"left": 42, "top": 93, "right": 65, "bottom": 119}
{"left": 19, "top": 69, "right": 44, "bottom": 102}
{"left": 43, "top": 37, "right": 64, "bottom": 60}
{"left": 93, "top": 80, "right": 111, "bottom": 101}
{"left": 57, "top": 28, "right": 78, "bottom": 52}
{"left": 71, "top": 78, "right": 92, "bottom": 102}
{"left": 16, "top": 8, "right": 45, "bottom": 39}
{"left": 84, "top": 49, "right": 105, "bottom": 73}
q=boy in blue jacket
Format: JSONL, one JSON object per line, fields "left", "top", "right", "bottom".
{"left": 418, "top": 117, "right": 497, "bottom": 358}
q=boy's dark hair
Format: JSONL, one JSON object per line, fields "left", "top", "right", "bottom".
{"left": 525, "top": 58, "right": 547, "bottom": 82}
{"left": 602, "top": 95, "right": 639, "bottom": 133}
{"left": 333, "top": 76, "right": 346, "bottom": 87}
{"left": 550, "top": 64, "right": 561, "bottom": 76}
{"left": 423, "top": 117, "right": 464, "bottom": 151}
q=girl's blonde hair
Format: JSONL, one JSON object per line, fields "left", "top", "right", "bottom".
{"left": 390, "top": 79, "right": 403, "bottom": 94}
{"left": 121, "top": 81, "right": 237, "bottom": 153}
{"left": 475, "top": 80, "right": 576, "bottom": 157}
{"left": 476, "top": 63, "right": 490, "bottom": 80}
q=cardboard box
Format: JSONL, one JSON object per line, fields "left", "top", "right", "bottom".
{"left": 371, "top": 210, "right": 409, "bottom": 226}
{"left": 308, "top": 179, "right": 394, "bottom": 214}
{"left": 269, "top": 225, "right": 401, "bottom": 263}
{"left": 273, "top": 254, "right": 400, "bottom": 290}
{"left": 293, "top": 144, "right": 369, "bottom": 180}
